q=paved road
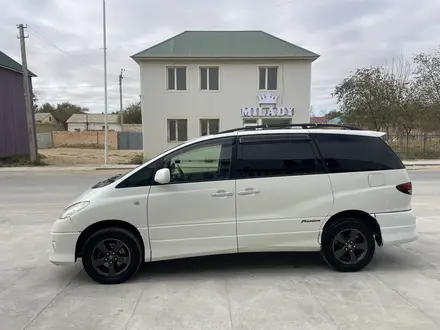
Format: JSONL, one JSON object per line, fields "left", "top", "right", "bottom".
{"left": 0, "top": 170, "right": 439, "bottom": 329}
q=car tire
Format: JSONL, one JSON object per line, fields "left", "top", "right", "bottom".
{"left": 82, "top": 227, "right": 143, "bottom": 284}
{"left": 321, "top": 218, "right": 375, "bottom": 272}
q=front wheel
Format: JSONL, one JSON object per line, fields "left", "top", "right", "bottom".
{"left": 82, "top": 227, "right": 143, "bottom": 284}
{"left": 322, "top": 219, "right": 375, "bottom": 272}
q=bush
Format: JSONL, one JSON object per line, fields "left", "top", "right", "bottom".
{"left": 0, "top": 154, "right": 47, "bottom": 167}
{"left": 127, "top": 153, "right": 144, "bottom": 165}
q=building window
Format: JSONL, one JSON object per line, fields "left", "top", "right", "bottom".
{"left": 243, "top": 119, "right": 258, "bottom": 127}
{"left": 261, "top": 118, "right": 292, "bottom": 126}
{"left": 74, "top": 128, "right": 81, "bottom": 132}
{"left": 167, "top": 67, "right": 187, "bottom": 90}
{"left": 200, "top": 67, "right": 219, "bottom": 90}
{"left": 200, "top": 119, "right": 220, "bottom": 136}
{"left": 167, "top": 119, "right": 188, "bottom": 142}
{"left": 259, "top": 67, "right": 278, "bottom": 90}
{"left": 101, "top": 125, "right": 109, "bottom": 130}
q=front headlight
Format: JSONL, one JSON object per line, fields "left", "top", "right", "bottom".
{"left": 60, "top": 201, "right": 90, "bottom": 219}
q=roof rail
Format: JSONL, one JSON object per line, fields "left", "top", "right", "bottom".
{"left": 216, "top": 123, "right": 361, "bottom": 134}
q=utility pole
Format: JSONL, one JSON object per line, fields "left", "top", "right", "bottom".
{"left": 102, "top": 0, "right": 108, "bottom": 165}
{"left": 119, "top": 69, "right": 125, "bottom": 131}
{"left": 17, "top": 24, "right": 37, "bottom": 164}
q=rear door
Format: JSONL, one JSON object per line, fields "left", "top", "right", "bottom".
{"left": 235, "top": 133, "right": 334, "bottom": 252}
{"left": 311, "top": 132, "right": 410, "bottom": 214}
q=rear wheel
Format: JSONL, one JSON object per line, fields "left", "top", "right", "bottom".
{"left": 322, "top": 219, "right": 375, "bottom": 272}
{"left": 82, "top": 227, "right": 143, "bottom": 284}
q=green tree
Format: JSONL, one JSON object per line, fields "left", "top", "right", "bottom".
{"left": 36, "top": 102, "right": 55, "bottom": 113}
{"left": 121, "top": 101, "right": 142, "bottom": 124}
{"left": 413, "top": 49, "right": 440, "bottom": 132}
{"left": 333, "top": 67, "right": 398, "bottom": 131}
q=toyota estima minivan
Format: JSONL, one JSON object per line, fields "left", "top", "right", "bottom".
{"left": 50, "top": 124, "right": 417, "bottom": 284}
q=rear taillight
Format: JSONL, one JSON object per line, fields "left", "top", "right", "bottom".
{"left": 396, "top": 182, "right": 412, "bottom": 195}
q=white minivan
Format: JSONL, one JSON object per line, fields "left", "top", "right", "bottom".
{"left": 50, "top": 124, "right": 417, "bottom": 284}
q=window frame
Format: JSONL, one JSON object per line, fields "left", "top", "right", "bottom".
{"left": 199, "top": 66, "right": 220, "bottom": 91}
{"left": 236, "top": 133, "right": 325, "bottom": 180}
{"left": 258, "top": 66, "right": 279, "bottom": 91}
{"left": 200, "top": 118, "right": 220, "bottom": 136}
{"left": 166, "top": 66, "right": 187, "bottom": 91}
{"left": 167, "top": 119, "right": 188, "bottom": 142}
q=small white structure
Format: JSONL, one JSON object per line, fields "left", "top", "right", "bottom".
{"left": 132, "top": 30, "right": 319, "bottom": 159}
{"left": 35, "top": 112, "right": 58, "bottom": 125}
{"left": 66, "top": 114, "right": 121, "bottom": 132}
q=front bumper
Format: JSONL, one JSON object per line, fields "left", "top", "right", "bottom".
{"left": 49, "top": 232, "right": 80, "bottom": 265}
{"left": 375, "top": 210, "right": 418, "bottom": 245}
{"left": 49, "top": 217, "right": 80, "bottom": 266}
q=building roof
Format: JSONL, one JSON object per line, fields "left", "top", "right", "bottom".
{"left": 328, "top": 116, "right": 342, "bottom": 124}
{"left": 34, "top": 113, "right": 51, "bottom": 122}
{"left": 132, "top": 31, "right": 319, "bottom": 61}
{"left": 0, "top": 51, "right": 37, "bottom": 77}
{"left": 310, "top": 116, "right": 329, "bottom": 124}
{"left": 66, "top": 113, "right": 119, "bottom": 124}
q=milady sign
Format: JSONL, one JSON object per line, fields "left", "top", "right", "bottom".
{"left": 241, "top": 93, "right": 294, "bottom": 117}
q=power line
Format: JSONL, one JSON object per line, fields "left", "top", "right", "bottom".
{"left": 27, "top": 25, "right": 102, "bottom": 69}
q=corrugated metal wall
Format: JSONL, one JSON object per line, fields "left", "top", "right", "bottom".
{"left": 36, "top": 132, "right": 53, "bottom": 149}
{"left": 0, "top": 67, "right": 35, "bottom": 158}
{"left": 118, "top": 132, "right": 143, "bottom": 150}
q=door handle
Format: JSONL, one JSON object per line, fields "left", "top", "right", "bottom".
{"left": 237, "top": 188, "right": 261, "bottom": 196}
{"left": 211, "top": 190, "right": 234, "bottom": 197}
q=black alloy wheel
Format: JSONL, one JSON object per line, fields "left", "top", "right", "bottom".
{"left": 82, "top": 227, "right": 143, "bottom": 284}
{"left": 322, "top": 219, "right": 375, "bottom": 272}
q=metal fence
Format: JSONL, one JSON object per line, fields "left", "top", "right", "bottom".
{"left": 383, "top": 134, "right": 440, "bottom": 159}
{"left": 118, "top": 132, "right": 143, "bottom": 150}
{"left": 36, "top": 132, "right": 53, "bottom": 149}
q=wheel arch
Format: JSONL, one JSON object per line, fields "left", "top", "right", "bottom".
{"left": 320, "top": 210, "right": 383, "bottom": 247}
{"left": 75, "top": 220, "right": 147, "bottom": 259}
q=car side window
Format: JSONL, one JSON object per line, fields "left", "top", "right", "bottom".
{"left": 163, "top": 137, "right": 234, "bottom": 184}
{"left": 311, "top": 133, "right": 405, "bottom": 173}
{"left": 237, "top": 134, "right": 320, "bottom": 179}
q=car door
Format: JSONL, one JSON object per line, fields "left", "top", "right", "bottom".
{"left": 235, "top": 133, "right": 334, "bottom": 252}
{"left": 147, "top": 137, "right": 238, "bottom": 261}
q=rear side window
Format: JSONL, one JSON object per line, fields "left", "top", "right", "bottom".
{"left": 312, "top": 133, "right": 404, "bottom": 173}
{"left": 237, "top": 134, "right": 322, "bottom": 179}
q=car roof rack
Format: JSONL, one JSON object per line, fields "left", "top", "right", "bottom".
{"left": 216, "top": 123, "right": 361, "bottom": 135}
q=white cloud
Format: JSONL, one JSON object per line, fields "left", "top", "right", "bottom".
{"left": 0, "top": 0, "right": 439, "bottom": 114}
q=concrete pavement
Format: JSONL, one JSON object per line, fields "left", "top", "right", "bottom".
{"left": 0, "top": 170, "right": 439, "bottom": 329}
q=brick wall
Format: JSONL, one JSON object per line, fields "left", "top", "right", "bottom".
{"left": 52, "top": 131, "right": 118, "bottom": 149}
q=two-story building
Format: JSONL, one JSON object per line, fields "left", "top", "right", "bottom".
{"left": 132, "top": 30, "right": 319, "bottom": 159}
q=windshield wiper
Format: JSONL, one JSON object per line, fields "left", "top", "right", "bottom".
{"left": 91, "top": 174, "right": 123, "bottom": 189}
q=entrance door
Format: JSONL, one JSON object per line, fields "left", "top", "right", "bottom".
{"left": 147, "top": 137, "right": 237, "bottom": 261}
{"left": 235, "top": 133, "right": 334, "bottom": 252}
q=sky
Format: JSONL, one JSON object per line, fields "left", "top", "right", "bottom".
{"left": 1, "top": 0, "right": 440, "bottom": 115}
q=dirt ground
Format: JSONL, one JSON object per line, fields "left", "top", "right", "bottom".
{"left": 39, "top": 148, "right": 142, "bottom": 166}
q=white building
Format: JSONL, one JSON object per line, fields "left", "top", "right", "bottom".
{"left": 66, "top": 114, "right": 121, "bottom": 132}
{"left": 132, "top": 30, "right": 319, "bottom": 159}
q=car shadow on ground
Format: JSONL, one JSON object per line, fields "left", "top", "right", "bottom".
{"left": 69, "top": 247, "right": 427, "bottom": 285}
{"left": 135, "top": 252, "right": 328, "bottom": 279}
{"left": 132, "top": 247, "right": 430, "bottom": 280}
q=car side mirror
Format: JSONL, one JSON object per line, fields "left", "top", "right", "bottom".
{"left": 154, "top": 168, "right": 171, "bottom": 184}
